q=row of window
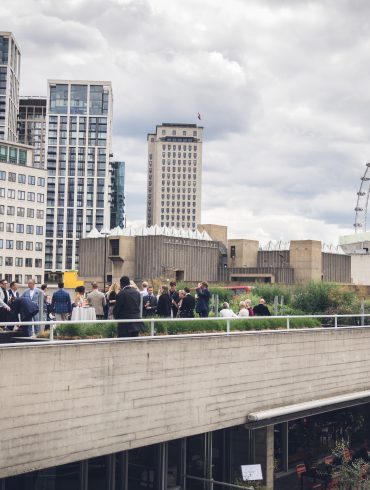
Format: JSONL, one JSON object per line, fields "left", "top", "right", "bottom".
{"left": 161, "top": 145, "right": 198, "bottom": 151}
{"left": 0, "top": 222, "right": 44, "bottom": 233}
{"left": 160, "top": 222, "right": 196, "bottom": 229}
{"left": 0, "top": 145, "right": 28, "bottom": 166}
{"left": 0, "top": 273, "right": 42, "bottom": 284}
{"left": 160, "top": 129, "right": 197, "bottom": 137}
{"left": 0, "top": 255, "right": 42, "bottom": 267}
{"left": 0, "top": 207, "right": 44, "bottom": 218}
{"left": 161, "top": 194, "right": 197, "bottom": 200}
{"left": 161, "top": 153, "right": 197, "bottom": 159}
{"left": 1, "top": 236, "right": 43, "bottom": 249}
{"left": 0, "top": 188, "right": 45, "bottom": 202}
{"left": 0, "top": 171, "right": 45, "bottom": 186}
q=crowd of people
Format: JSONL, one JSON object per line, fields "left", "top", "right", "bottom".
{"left": 0, "top": 276, "right": 272, "bottom": 338}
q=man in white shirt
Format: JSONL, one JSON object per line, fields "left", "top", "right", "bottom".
{"left": 22, "top": 279, "right": 43, "bottom": 336}
{"left": 140, "top": 281, "right": 148, "bottom": 297}
{"left": 219, "top": 302, "right": 237, "bottom": 318}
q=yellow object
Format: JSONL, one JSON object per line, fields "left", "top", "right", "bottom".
{"left": 63, "top": 271, "right": 84, "bottom": 289}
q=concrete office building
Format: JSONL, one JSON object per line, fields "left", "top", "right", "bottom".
{"left": 18, "top": 96, "right": 47, "bottom": 169}
{"left": 44, "top": 80, "right": 113, "bottom": 280}
{"left": 0, "top": 140, "right": 46, "bottom": 284}
{"left": 146, "top": 123, "right": 203, "bottom": 230}
{"left": 0, "top": 32, "right": 20, "bottom": 142}
{"left": 110, "top": 160, "right": 125, "bottom": 229}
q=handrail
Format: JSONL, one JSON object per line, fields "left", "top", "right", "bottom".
{"left": 0, "top": 312, "right": 369, "bottom": 345}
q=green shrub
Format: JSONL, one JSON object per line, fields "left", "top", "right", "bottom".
{"left": 56, "top": 322, "right": 118, "bottom": 339}
{"left": 252, "top": 284, "right": 292, "bottom": 305}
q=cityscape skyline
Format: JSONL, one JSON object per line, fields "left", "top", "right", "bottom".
{"left": 1, "top": 0, "right": 369, "bottom": 243}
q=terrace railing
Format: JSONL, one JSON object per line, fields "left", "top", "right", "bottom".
{"left": 1, "top": 313, "right": 370, "bottom": 344}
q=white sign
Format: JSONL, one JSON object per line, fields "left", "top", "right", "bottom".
{"left": 241, "top": 464, "right": 263, "bottom": 481}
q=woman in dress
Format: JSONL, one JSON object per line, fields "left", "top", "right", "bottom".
{"left": 106, "top": 283, "right": 120, "bottom": 320}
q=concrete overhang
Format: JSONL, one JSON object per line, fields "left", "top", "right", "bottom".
{"left": 246, "top": 390, "right": 370, "bottom": 428}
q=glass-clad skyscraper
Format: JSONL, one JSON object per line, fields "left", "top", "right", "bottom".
{"left": 45, "top": 80, "right": 113, "bottom": 277}
{"left": 0, "top": 32, "right": 21, "bottom": 142}
{"left": 110, "top": 161, "right": 125, "bottom": 229}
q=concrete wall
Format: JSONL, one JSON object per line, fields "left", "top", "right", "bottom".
{"left": 227, "top": 239, "right": 259, "bottom": 268}
{"left": 198, "top": 224, "right": 228, "bottom": 247}
{"left": 2, "top": 328, "right": 370, "bottom": 477}
{"left": 322, "top": 252, "right": 351, "bottom": 283}
{"left": 78, "top": 237, "right": 112, "bottom": 285}
{"left": 351, "top": 255, "right": 370, "bottom": 285}
{"left": 109, "top": 236, "right": 136, "bottom": 283}
{"left": 289, "top": 240, "right": 322, "bottom": 282}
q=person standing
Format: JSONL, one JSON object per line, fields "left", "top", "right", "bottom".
{"left": 179, "top": 287, "right": 195, "bottom": 318}
{"left": 87, "top": 282, "right": 106, "bottom": 320}
{"left": 51, "top": 282, "right": 72, "bottom": 322}
{"left": 22, "top": 279, "right": 44, "bottom": 336}
{"left": 140, "top": 281, "right": 149, "bottom": 297}
{"left": 0, "top": 279, "right": 11, "bottom": 326}
{"left": 169, "top": 281, "right": 180, "bottom": 318}
{"left": 195, "top": 281, "right": 211, "bottom": 318}
{"left": 143, "top": 286, "right": 157, "bottom": 317}
{"left": 106, "top": 283, "right": 120, "bottom": 320}
{"left": 113, "top": 276, "right": 144, "bottom": 337}
{"left": 8, "top": 281, "right": 19, "bottom": 303}
{"left": 156, "top": 285, "right": 172, "bottom": 317}
{"left": 253, "top": 298, "right": 271, "bottom": 316}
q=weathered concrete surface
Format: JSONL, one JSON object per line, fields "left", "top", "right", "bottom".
{"left": 1, "top": 328, "right": 370, "bottom": 477}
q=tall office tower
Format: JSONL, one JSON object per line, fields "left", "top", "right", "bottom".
{"left": 45, "top": 80, "right": 113, "bottom": 280}
{"left": 0, "top": 32, "right": 20, "bottom": 142}
{"left": 18, "top": 97, "right": 47, "bottom": 169}
{"left": 110, "top": 161, "right": 125, "bottom": 229}
{"left": 146, "top": 123, "right": 203, "bottom": 230}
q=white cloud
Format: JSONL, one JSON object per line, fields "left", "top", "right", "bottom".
{"left": 2, "top": 0, "right": 368, "bottom": 244}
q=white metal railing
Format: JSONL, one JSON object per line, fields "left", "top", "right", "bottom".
{"left": 0, "top": 313, "right": 370, "bottom": 345}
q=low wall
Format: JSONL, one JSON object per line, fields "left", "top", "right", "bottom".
{"left": 1, "top": 328, "right": 370, "bottom": 477}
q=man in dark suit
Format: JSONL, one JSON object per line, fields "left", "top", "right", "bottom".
{"left": 113, "top": 276, "right": 144, "bottom": 337}
{"left": 142, "top": 286, "right": 157, "bottom": 317}
{"left": 8, "top": 281, "right": 19, "bottom": 303}
{"left": 179, "top": 287, "right": 195, "bottom": 318}
{"left": 195, "top": 281, "right": 211, "bottom": 318}
{"left": 9, "top": 297, "right": 39, "bottom": 335}
{"left": 253, "top": 298, "right": 271, "bottom": 316}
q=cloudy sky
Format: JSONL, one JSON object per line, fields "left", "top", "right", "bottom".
{"left": 2, "top": 0, "right": 369, "bottom": 243}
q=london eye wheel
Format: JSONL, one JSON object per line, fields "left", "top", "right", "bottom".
{"left": 354, "top": 163, "right": 370, "bottom": 232}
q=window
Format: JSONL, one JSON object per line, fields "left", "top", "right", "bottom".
{"left": 35, "top": 242, "right": 43, "bottom": 251}
{"left": 49, "top": 84, "right": 68, "bottom": 114}
{"left": 15, "top": 257, "right": 23, "bottom": 267}
{"left": 36, "top": 226, "right": 43, "bottom": 235}
{"left": 0, "top": 171, "right": 5, "bottom": 180}
{"left": 18, "top": 150, "right": 27, "bottom": 165}
{"left": 36, "top": 210, "right": 44, "bottom": 219}
{"left": 6, "top": 240, "right": 13, "bottom": 249}
{"left": 25, "top": 258, "right": 33, "bottom": 267}
{"left": 16, "top": 241, "right": 23, "bottom": 250}
{"left": 7, "top": 189, "right": 15, "bottom": 199}
{"left": 7, "top": 206, "right": 15, "bottom": 215}
{"left": 35, "top": 259, "right": 42, "bottom": 268}
{"left": 27, "top": 192, "right": 35, "bottom": 201}
{"left": 15, "top": 274, "right": 22, "bottom": 283}
{"left": 37, "top": 177, "right": 45, "bottom": 187}
{"left": 8, "top": 172, "right": 16, "bottom": 182}
{"left": 18, "top": 190, "right": 25, "bottom": 200}
{"left": 28, "top": 175, "right": 36, "bottom": 185}
{"left": 26, "top": 225, "right": 34, "bottom": 234}
{"left": 6, "top": 223, "right": 14, "bottom": 232}
{"left": 37, "top": 193, "right": 44, "bottom": 203}
{"left": 26, "top": 242, "right": 33, "bottom": 251}
{"left": 27, "top": 208, "right": 34, "bottom": 218}
{"left": 0, "top": 188, "right": 4, "bottom": 197}
{"left": 5, "top": 257, "right": 13, "bottom": 266}
{"left": 16, "top": 224, "right": 24, "bottom": 233}
{"left": 17, "top": 207, "right": 25, "bottom": 217}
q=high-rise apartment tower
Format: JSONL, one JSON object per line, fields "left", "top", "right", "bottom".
{"left": 0, "top": 32, "right": 20, "bottom": 142}
{"left": 18, "top": 97, "right": 47, "bottom": 169}
{"left": 146, "top": 123, "right": 203, "bottom": 230}
{"left": 45, "top": 80, "right": 113, "bottom": 279}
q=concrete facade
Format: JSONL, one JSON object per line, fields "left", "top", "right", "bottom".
{"left": 146, "top": 123, "right": 203, "bottom": 230}
{"left": 228, "top": 239, "right": 259, "bottom": 268}
{"left": 0, "top": 140, "right": 46, "bottom": 284}
{"left": 198, "top": 224, "right": 228, "bottom": 247}
{"left": 289, "top": 240, "right": 322, "bottom": 282}
{"left": 2, "top": 327, "right": 370, "bottom": 478}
